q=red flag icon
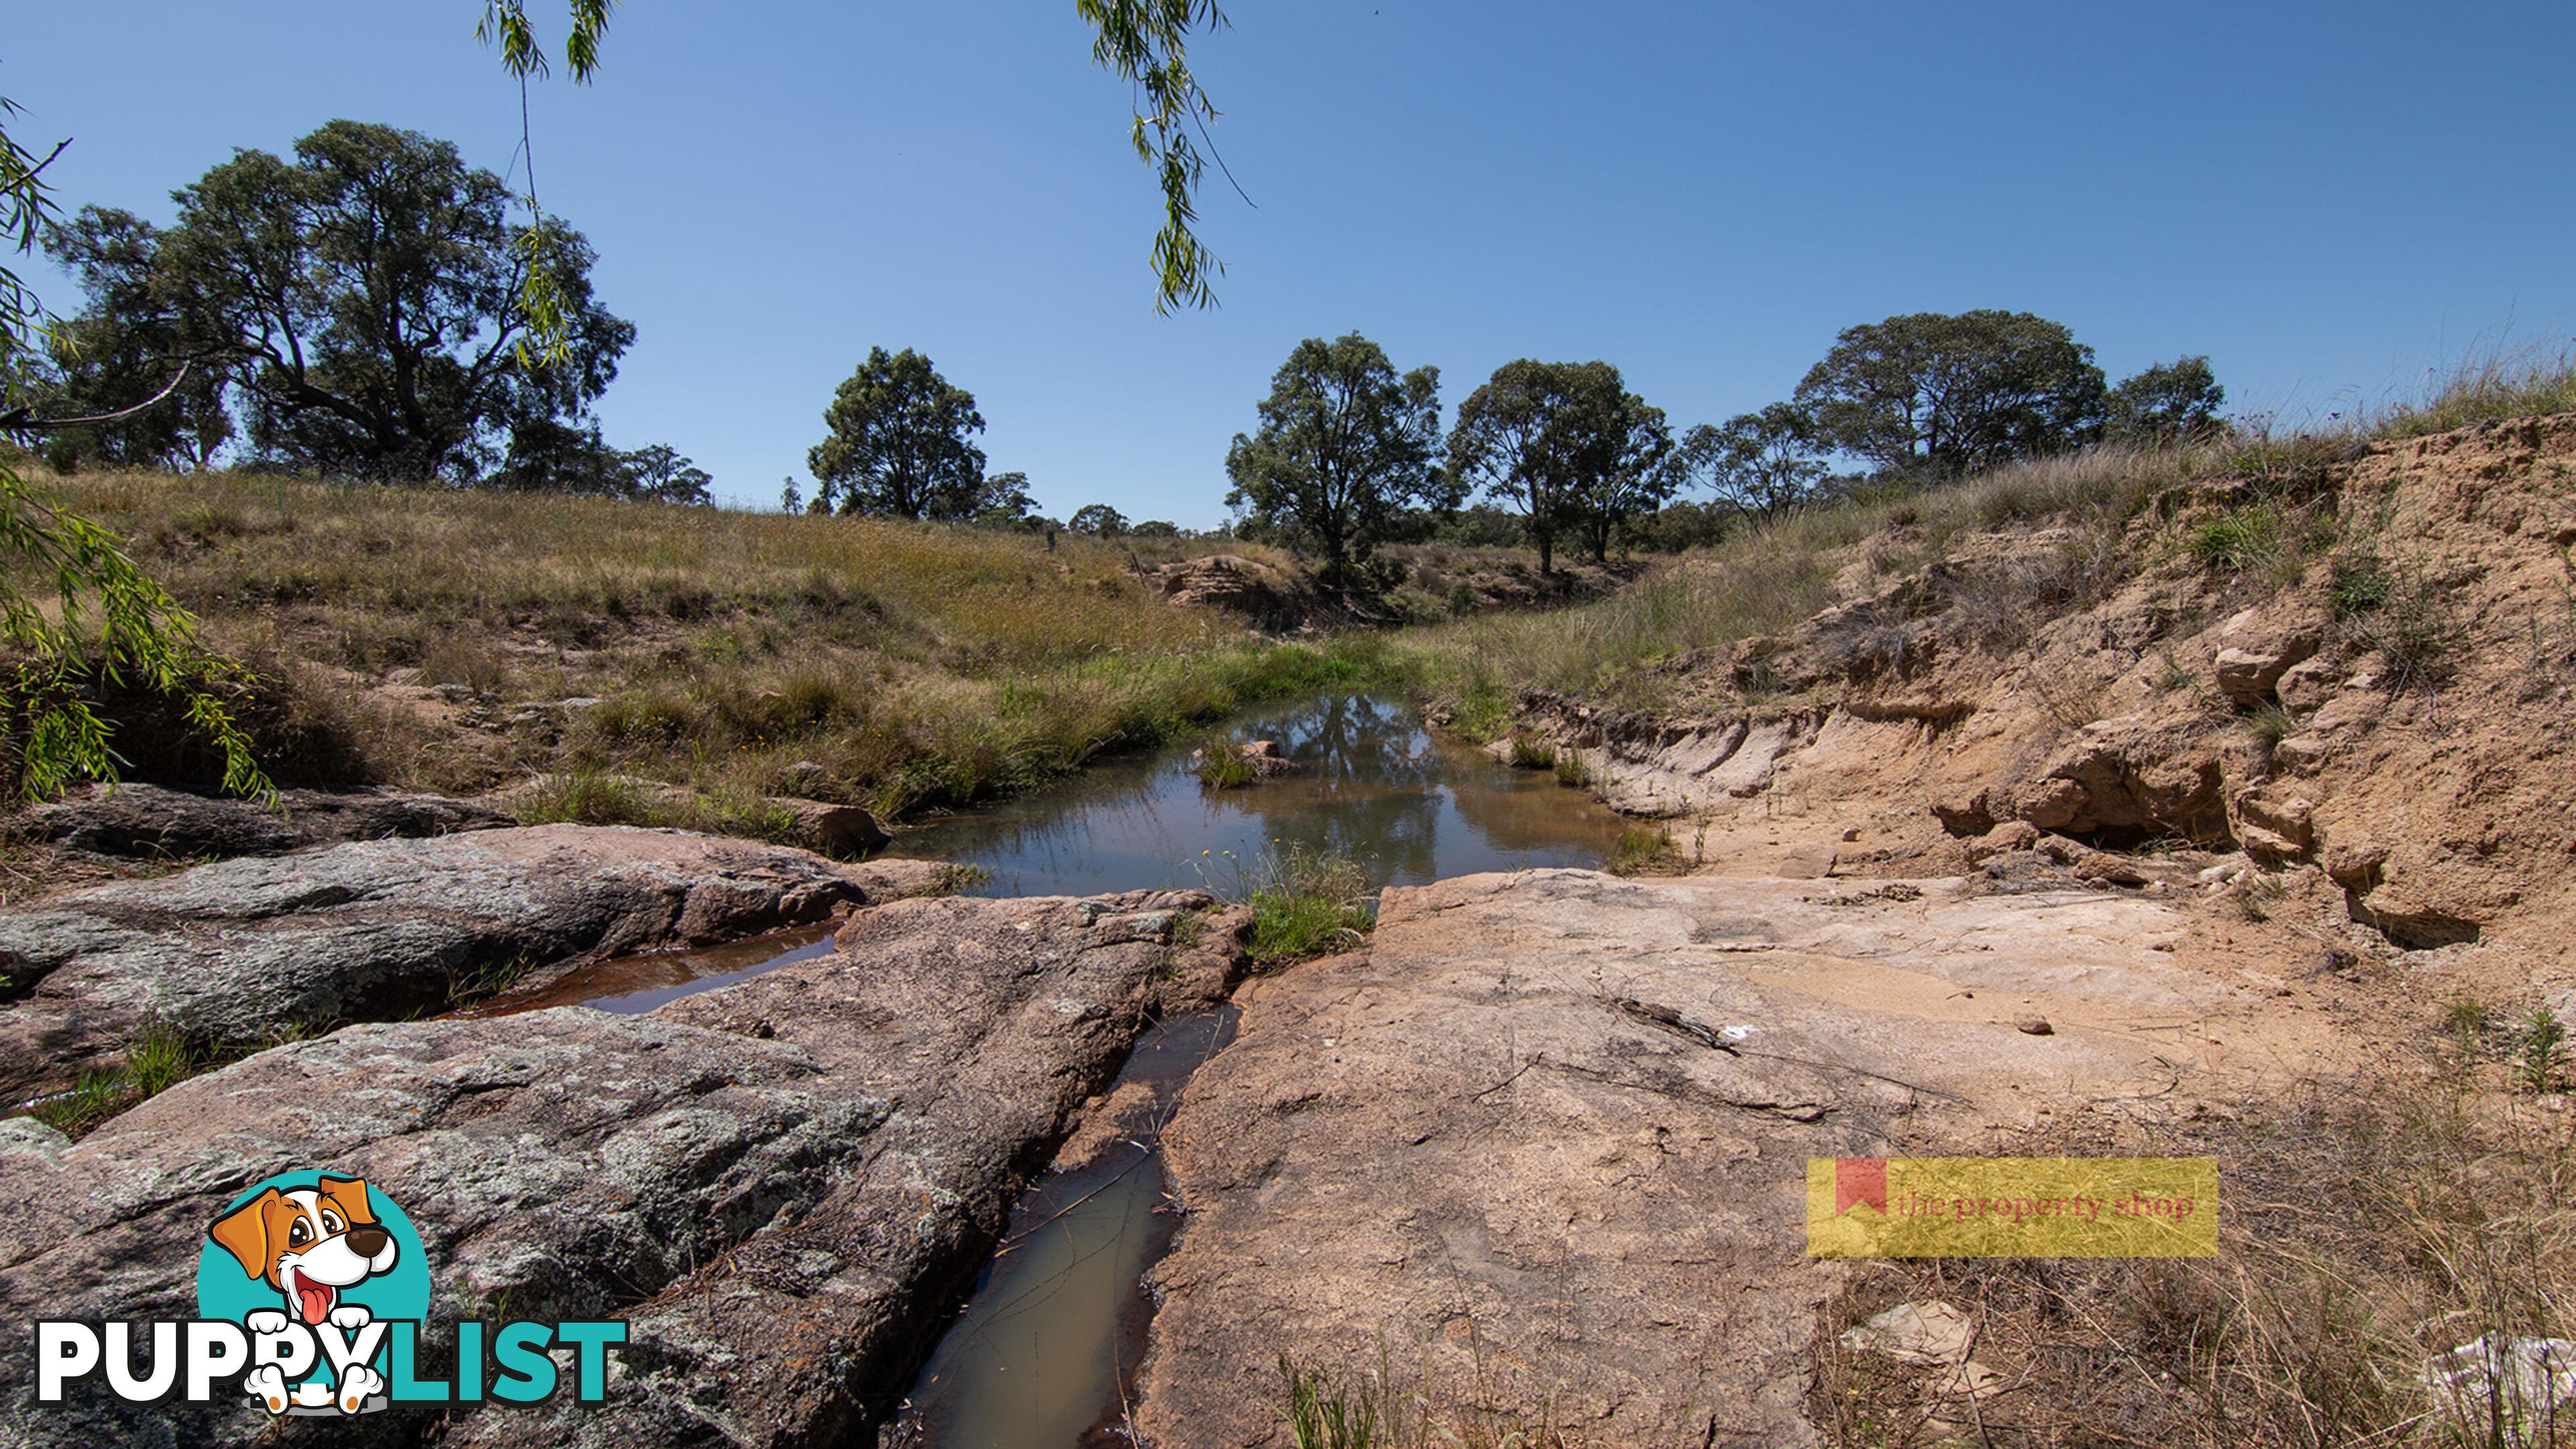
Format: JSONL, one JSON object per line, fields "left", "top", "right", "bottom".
{"left": 1835, "top": 1157, "right": 1888, "bottom": 1216}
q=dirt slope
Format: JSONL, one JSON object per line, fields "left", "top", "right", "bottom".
{"left": 1503, "top": 414, "right": 2576, "bottom": 1017}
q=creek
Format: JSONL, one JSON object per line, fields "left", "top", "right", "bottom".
{"left": 496, "top": 693, "right": 1634, "bottom": 1443}
{"left": 904, "top": 691, "right": 1635, "bottom": 898}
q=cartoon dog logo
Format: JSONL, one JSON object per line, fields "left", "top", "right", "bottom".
{"left": 206, "top": 1175, "right": 402, "bottom": 1414}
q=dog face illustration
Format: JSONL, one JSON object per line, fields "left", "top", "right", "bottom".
{"left": 207, "top": 1176, "right": 399, "bottom": 1327}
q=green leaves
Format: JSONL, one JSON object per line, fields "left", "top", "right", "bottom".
{"left": 1225, "top": 333, "right": 1443, "bottom": 580}
{"left": 0, "top": 463, "right": 269, "bottom": 800}
{"left": 1448, "top": 360, "right": 1672, "bottom": 572}
{"left": 1080, "top": 0, "right": 1232, "bottom": 313}
{"left": 0, "top": 93, "right": 269, "bottom": 800}
{"left": 1674, "top": 402, "right": 1830, "bottom": 519}
{"left": 808, "top": 347, "right": 991, "bottom": 521}
{"left": 476, "top": 0, "right": 616, "bottom": 84}
{"left": 1795, "top": 311, "right": 2108, "bottom": 480}
{"left": 91, "top": 120, "right": 633, "bottom": 481}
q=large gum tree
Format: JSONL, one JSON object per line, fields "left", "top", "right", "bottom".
{"left": 53, "top": 119, "right": 633, "bottom": 482}
{"left": 1224, "top": 333, "right": 1446, "bottom": 582}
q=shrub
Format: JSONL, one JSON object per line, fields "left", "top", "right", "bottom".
{"left": 1195, "top": 733, "right": 1257, "bottom": 788}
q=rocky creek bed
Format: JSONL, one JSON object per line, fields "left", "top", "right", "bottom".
{"left": 0, "top": 838, "right": 1248, "bottom": 1448}
{"left": 0, "top": 806, "right": 2298, "bottom": 1448}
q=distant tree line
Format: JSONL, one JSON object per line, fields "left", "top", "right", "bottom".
{"left": 801, "top": 312, "right": 2224, "bottom": 574}
{"left": 31, "top": 119, "right": 712, "bottom": 502}
{"left": 1212, "top": 313, "right": 2224, "bottom": 574}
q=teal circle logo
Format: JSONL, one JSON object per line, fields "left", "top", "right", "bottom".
{"left": 195, "top": 1172, "right": 429, "bottom": 1414}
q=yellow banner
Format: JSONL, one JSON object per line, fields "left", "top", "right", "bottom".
{"left": 1805, "top": 1157, "right": 2218, "bottom": 1257}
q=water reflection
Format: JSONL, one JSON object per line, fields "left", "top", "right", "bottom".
{"left": 903, "top": 693, "right": 1630, "bottom": 898}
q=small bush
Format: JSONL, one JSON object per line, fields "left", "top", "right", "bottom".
{"left": 2188, "top": 504, "right": 2286, "bottom": 572}
{"left": 1195, "top": 733, "right": 1257, "bottom": 789}
{"left": 1507, "top": 735, "right": 1558, "bottom": 771}
{"left": 2517, "top": 1006, "right": 2567, "bottom": 1093}
{"left": 2329, "top": 551, "right": 2393, "bottom": 618}
{"left": 1607, "top": 823, "right": 1677, "bottom": 875}
{"left": 2332, "top": 557, "right": 2461, "bottom": 694}
{"left": 2443, "top": 994, "right": 2493, "bottom": 1059}
{"left": 1201, "top": 844, "right": 1375, "bottom": 968}
{"left": 1552, "top": 746, "right": 1587, "bottom": 788}
{"left": 30, "top": 1022, "right": 212, "bottom": 1138}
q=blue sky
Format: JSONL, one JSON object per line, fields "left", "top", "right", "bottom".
{"left": 10, "top": 3, "right": 2571, "bottom": 527}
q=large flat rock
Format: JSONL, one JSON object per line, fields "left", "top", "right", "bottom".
{"left": 1134, "top": 869, "right": 2232, "bottom": 1448}
{"left": 16, "top": 782, "right": 517, "bottom": 859}
{"left": 0, "top": 825, "right": 890, "bottom": 1102}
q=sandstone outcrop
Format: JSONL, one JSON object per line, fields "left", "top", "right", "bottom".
{"left": 1155, "top": 553, "right": 1310, "bottom": 625}
{"left": 0, "top": 825, "right": 898, "bottom": 1102}
{"left": 1136, "top": 867, "right": 2249, "bottom": 1447}
{"left": 0, "top": 887, "right": 1244, "bottom": 1448}
{"left": 1495, "top": 415, "right": 2576, "bottom": 973}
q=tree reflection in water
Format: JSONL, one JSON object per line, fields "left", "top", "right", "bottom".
{"left": 902, "top": 693, "right": 1633, "bottom": 898}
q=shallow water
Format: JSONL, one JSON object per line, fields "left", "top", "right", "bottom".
{"left": 893, "top": 1008, "right": 1236, "bottom": 1449}
{"left": 904, "top": 692, "right": 1635, "bottom": 898}
{"left": 467, "top": 921, "right": 841, "bottom": 1017}
{"left": 480, "top": 694, "right": 1628, "bottom": 1021}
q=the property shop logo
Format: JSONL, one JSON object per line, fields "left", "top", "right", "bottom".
{"left": 36, "top": 1171, "right": 627, "bottom": 1415}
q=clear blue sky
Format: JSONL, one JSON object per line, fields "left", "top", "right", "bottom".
{"left": 11, "top": 3, "right": 2572, "bottom": 527}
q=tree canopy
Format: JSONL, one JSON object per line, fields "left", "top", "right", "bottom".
{"left": 1448, "top": 359, "right": 1672, "bottom": 573}
{"left": 490, "top": 425, "right": 712, "bottom": 503}
{"left": 1794, "top": 311, "right": 2108, "bottom": 479}
{"left": 1069, "top": 502, "right": 1130, "bottom": 537}
{"left": 1225, "top": 333, "right": 1447, "bottom": 580}
{"left": 1557, "top": 364, "right": 1675, "bottom": 566}
{"left": 807, "top": 347, "right": 993, "bottom": 521}
{"left": 2104, "top": 355, "right": 2226, "bottom": 442}
{"left": 46, "top": 120, "right": 633, "bottom": 482}
{"left": 1674, "top": 402, "right": 1830, "bottom": 519}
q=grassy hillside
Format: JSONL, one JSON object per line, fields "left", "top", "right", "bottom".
{"left": 6, "top": 472, "right": 1393, "bottom": 826}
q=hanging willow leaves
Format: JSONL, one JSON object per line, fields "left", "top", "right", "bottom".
{"left": 477, "top": 2, "right": 618, "bottom": 368}
{"left": 1079, "top": 0, "right": 1232, "bottom": 313}
{"left": 0, "top": 97, "right": 269, "bottom": 800}
{"left": 484, "top": 2, "right": 1234, "bottom": 316}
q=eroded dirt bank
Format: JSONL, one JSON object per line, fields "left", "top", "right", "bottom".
{"left": 1493, "top": 415, "right": 2576, "bottom": 1015}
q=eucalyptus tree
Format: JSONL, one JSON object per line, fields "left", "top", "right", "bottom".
{"left": 1794, "top": 311, "right": 2107, "bottom": 479}
{"left": 1674, "top": 402, "right": 1831, "bottom": 519}
{"left": 2104, "top": 356, "right": 2226, "bottom": 442}
{"left": 1223, "top": 333, "right": 1447, "bottom": 582}
{"left": 807, "top": 347, "right": 991, "bottom": 521}
{"left": 48, "top": 120, "right": 632, "bottom": 481}
{"left": 1448, "top": 359, "right": 1672, "bottom": 573}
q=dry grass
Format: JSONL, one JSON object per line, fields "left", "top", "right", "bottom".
{"left": 1393, "top": 439, "right": 2206, "bottom": 729}
{"left": 1812, "top": 1071, "right": 2576, "bottom": 1448}
{"left": 1278, "top": 1334, "right": 1579, "bottom": 1449}
{"left": 2378, "top": 346, "right": 2576, "bottom": 441}
{"left": 3, "top": 469, "right": 1394, "bottom": 814}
